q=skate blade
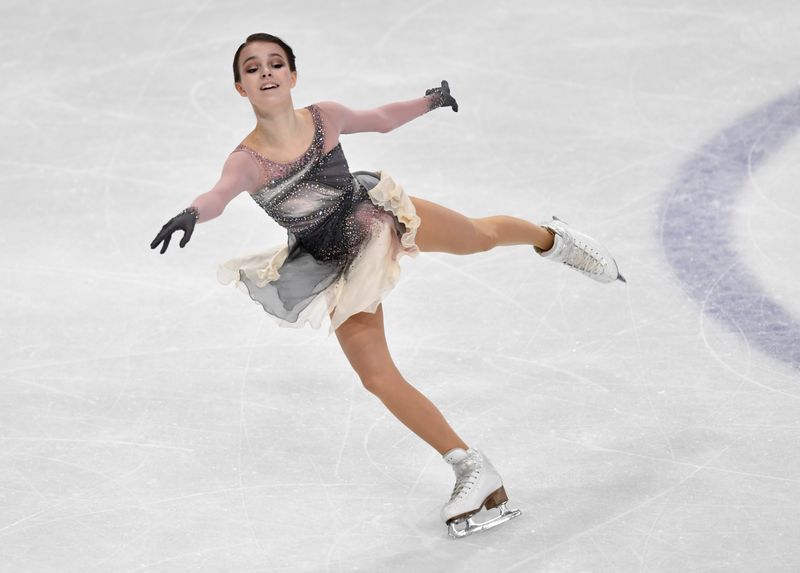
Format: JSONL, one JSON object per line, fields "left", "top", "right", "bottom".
{"left": 447, "top": 502, "right": 522, "bottom": 539}
{"left": 617, "top": 272, "right": 627, "bottom": 283}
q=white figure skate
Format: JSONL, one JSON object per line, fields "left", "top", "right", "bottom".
{"left": 441, "top": 448, "right": 522, "bottom": 539}
{"left": 536, "top": 216, "right": 626, "bottom": 283}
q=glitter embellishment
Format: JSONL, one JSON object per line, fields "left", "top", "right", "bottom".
{"left": 181, "top": 206, "right": 199, "bottom": 222}
{"left": 230, "top": 105, "right": 382, "bottom": 262}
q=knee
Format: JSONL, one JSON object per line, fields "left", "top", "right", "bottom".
{"left": 359, "top": 368, "right": 404, "bottom": 395}
{"left": 472, "top": 219, "right": 497, "bottom": 253}
{"left": 360, "top": 374, "right": 387, "bottom": 396}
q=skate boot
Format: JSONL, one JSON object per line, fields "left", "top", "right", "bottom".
{"left": 536, "top": 216, "right": 626, "bottom": 283}
{"left": 441, "top": 447, "right": 522, "bottom": 539}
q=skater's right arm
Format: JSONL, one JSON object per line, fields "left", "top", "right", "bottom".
{"left": 150, "top": 152, "right": 260, "bottom": 254}
{"left": 189, "top": 152, "right": 260, "bottom": 223}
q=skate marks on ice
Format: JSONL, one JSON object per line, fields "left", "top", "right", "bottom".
{"left": 659, "top": 86, "right": 800, "bottom": 370}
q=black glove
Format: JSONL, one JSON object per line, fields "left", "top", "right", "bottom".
{"left": 150, "top": 207, "right": 199, "bottom": 254}
{"left": 425, "top": 80, "right": 458, "bottom": 112}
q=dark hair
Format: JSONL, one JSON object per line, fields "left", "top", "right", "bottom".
{"left": 233, "top": 33, "right": 296, "bottom": 83}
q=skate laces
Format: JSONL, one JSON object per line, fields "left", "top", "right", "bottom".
{"left": 449, "top": 456, "right": 481, "bottom": 501}
{"left": 562, "top": 235, "right": 606, "bottom": 277}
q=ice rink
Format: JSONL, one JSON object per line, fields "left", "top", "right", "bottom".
{"left": 2, "top": 1, "right": 799, "bottom": 571}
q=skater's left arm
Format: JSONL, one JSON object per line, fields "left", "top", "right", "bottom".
{"left": 317, "top": 80, "right": 458, "bottom": 135}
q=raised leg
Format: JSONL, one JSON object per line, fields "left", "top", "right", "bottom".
{"left": 334, "top": 304, "right": 468, "bottom": 456}
{"left": 408, "top": 196, "right": 625, "bottom": 283}
{"left": 409, "top": 195, "right": 554, "bottom": 254}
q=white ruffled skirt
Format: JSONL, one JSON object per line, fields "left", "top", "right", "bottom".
{"left": 217, "top": 171, "right": 420, "bottom": 333}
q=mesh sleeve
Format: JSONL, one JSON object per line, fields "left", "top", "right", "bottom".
{"left": 316, "top": 96, "right": 435, "bottom": 137}
{"left": 189, "top": 151, "right": 261, "bottom": 223}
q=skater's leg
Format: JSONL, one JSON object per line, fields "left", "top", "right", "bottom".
{"left": 409, "top": 195, "right": 554, "bottom": 255}
{"left": 335, "top": 304, "right": 468, "bottom": 456}
{"left": 409, "top": 195, "right": 625, "bottom": 283}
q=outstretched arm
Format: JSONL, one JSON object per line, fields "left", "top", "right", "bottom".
{"left": 189, "top": 152, "right": 260, "bottom": 223}
{"left": 317, "top": 80, "right": 458, "bottom": 135}
{"left": 150, "top": 152, "right": 260, "bottom": 254}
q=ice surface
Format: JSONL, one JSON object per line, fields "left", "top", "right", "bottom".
{"left": 1, "top": 1, "right": 799, "bottom": 571}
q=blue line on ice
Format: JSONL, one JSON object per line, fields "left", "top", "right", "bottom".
{"left": 659, "top": 87, "right": 800, "bottom": 370}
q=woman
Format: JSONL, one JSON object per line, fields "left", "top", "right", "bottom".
{"left": 150, "top": 33, "right": 624, "bottom": 539}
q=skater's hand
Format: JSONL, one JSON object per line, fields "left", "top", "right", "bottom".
{"left": 425, "top": 80, "right": 458, "bottom": 112}
{"left": 150, "top": 207, "right": 198, "bottom": 254}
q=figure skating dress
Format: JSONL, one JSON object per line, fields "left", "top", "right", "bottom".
{"left": 216, "top": 103, "right": 420, "bottom": 333}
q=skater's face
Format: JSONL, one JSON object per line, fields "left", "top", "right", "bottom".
{"left": 235, "top": 42, "right": 297, "bottom": 103}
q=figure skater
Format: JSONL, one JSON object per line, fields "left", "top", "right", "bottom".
{"left": 150, "top": 33, "right": 625, "bottom": 539}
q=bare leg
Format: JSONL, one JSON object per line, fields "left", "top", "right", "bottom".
{"left": 335, "top": 304, "right": 468, "bottom": 456}
{"left": 409, "top": 195, "right": 554, "bottom": 254}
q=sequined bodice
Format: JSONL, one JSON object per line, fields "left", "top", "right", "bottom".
{"left": 233, "top": 105, "right": 356, "bottom": 238}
